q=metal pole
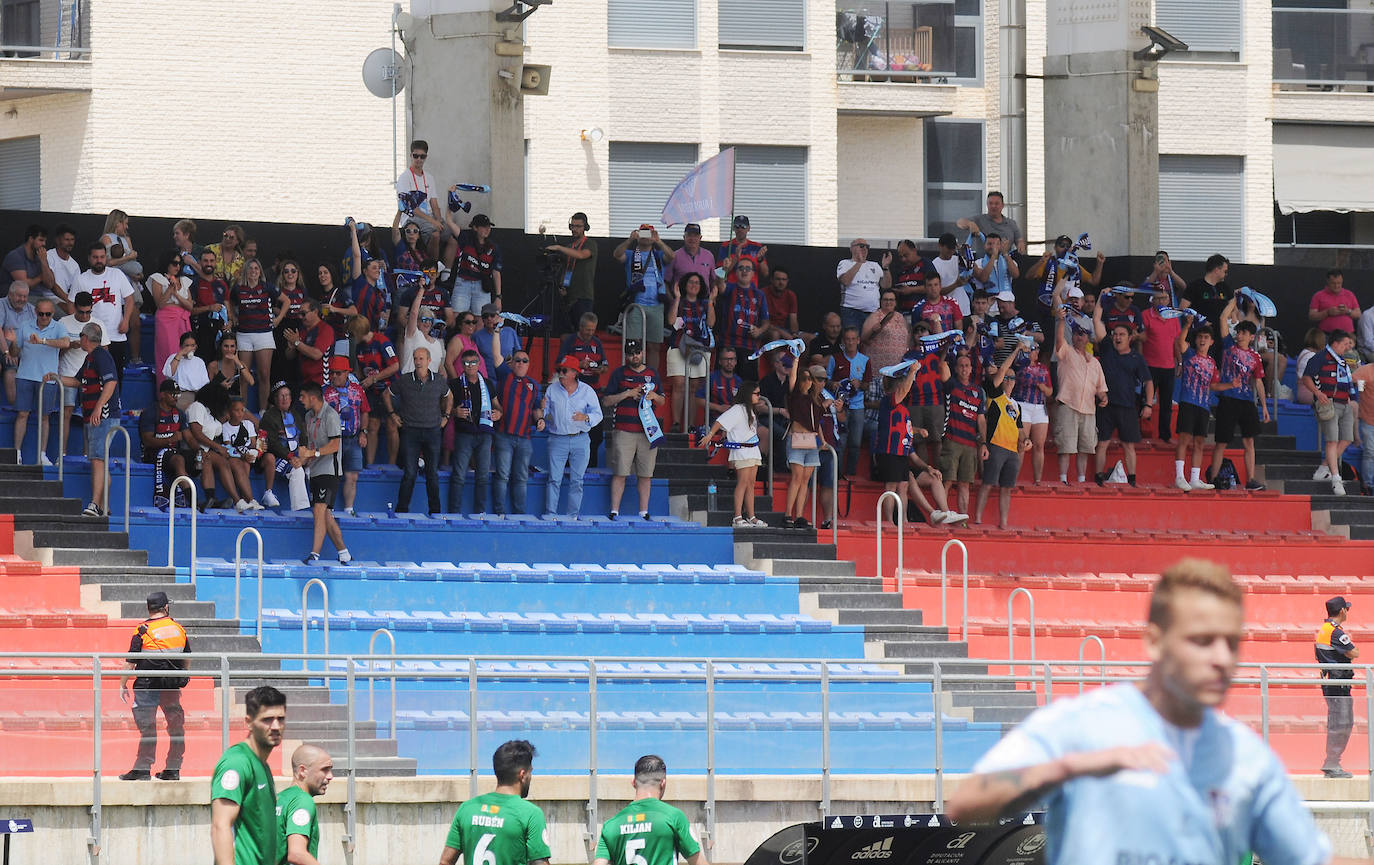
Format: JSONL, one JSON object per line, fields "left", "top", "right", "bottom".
{"left": 757, "top": 396, "right": 775, "bottom": 498}
{"left": 704, "top": 660, "right": 716, "bottom": 850}
{"left": 234, "top": 527, "right": 265, "bottom": 641}
{"left": 220, "top": 654, "right": 231, "bottom": 752}
{"left": 302, "top": 579, "right": 330, "bottom": 671}
{"left": 1076, "top": 635, "right": 1106, "bottom": 694}
{"left": 468, "top": 658, "right": 479, "bottom": 798}
{"left": 1366, "top": 667, "right": 1373, "bottom": 832}
{"left": 820, "top": 661, "right": 831, "bottom": 818}
{"left": 933, "top": 660, "right": 943, "bottom": 812}
{"left": 585, "top": 659, "right": 599, "bottom": 850}
{"left": 1042, "top": 662, "right": 1053, "bottom": 707}
{"left": 627, "top": 304, "right": 647, "bottom": 350}
{"left": 344, "top": 660, "right": 358, "bottom": 864}
{"left": 57, "top": 378, "right": 67, "bottom": 481}
{"left": 1008, "top": 587, "right": 1035, "bottom": 670}
{"left": 368, "top": 628, "right": 397, "bottom": 731}
{"left": 102, "top": 426, "right": 131, "bottom": 534}
{"left": 939, "top": 539, "right": 969, "bottom": 640}
{"left": 88, "top": 654, "right": 102, "bottom": 865}
{"left": 167, "top": 476, "right": 198, "bottom": 584}
{"left": 812, "top": 443, "right": 838, "bottom": 541}
{"left": 702, "top": 349, "right": 713, "bottom": 431}
{"left": 876, "top": 490, "right": 903, "bottom": 586}
{"left": 1260, "top": 665, "right": 1270, "bottom": 745}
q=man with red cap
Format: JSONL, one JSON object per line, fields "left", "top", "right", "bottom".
{"left": 542, "top": 354, "right": 604, "bottom": 518}
{"left": 324, "top": 355, "right": 369, "bottom": 516}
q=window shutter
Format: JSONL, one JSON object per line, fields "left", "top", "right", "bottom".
{"left": 1159, "top": 155, "right": 1244, "bottom": 261}
{"left": 608, "top": 0, "right": 697, "bottom": 49}
{"left": 719, "top": 0, "right": 805, "bottom": 49}
{"left": 608, "top": 142, "right": 700, "bottom": 240}
{"left": 0, "top": 136, "right": 40, "bottom": 209}
{"left": 727, "top": 145, "right": 808, "bottom": 244}
{"left": 1155, "top": 0, "right": 1242, "bottom": 53}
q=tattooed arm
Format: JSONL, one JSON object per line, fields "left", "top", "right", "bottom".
{"left": 946, "top": 744, "right": 1173, "bottom": 823}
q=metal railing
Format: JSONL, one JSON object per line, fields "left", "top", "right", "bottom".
{"left": 625, "top": 304, "right": 647, "bottom": 349}
{"left": 1008, "top": 587, "right": 1035, "bottom": 664}
{"left": 836, "top": 2, "right": 957, "bottom": 82}
{"left": 940, "top": 538, "right": 968, "bottom": 641}
{"left": 33, "top": 377, "right": 66, "bottom": 477}
{"left": 166, "top": 476, "right": 198, "bottom": 584}
{"left": 9, "top": 651, "right": 1374, "bottom": 853}
{"left": 302, "top": 579, "right": 330, "bottom": 669}
{"left": 0, "top": 0, "right": 90, "bottom": 59}
{"left": 1273, "top": 8, "right": 1374, "bottom": 90}
{"left": 809, "top": 442, "right": 840, "bottom": 546}
{"left": 1077, "top": 635, "right": 1106, "bottom": 694}
{"left": 757, "top": 395, "right": 775, "bottom": 497}
{"left": 234, "top": 527, "right": 265, "bottom": 641}
{"left": 102, "top": 426, "right": 130, "bottom": 534}
{"left": 367, "top": 628, "right": 397, "bottom": 734}
{"left": 875, "top": 489, "right": 904, "bottom": 586}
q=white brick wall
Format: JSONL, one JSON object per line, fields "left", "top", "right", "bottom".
{"left": 0, "top": 91, "right": 95, "bottom": 212}
{"left": 837, "top": 114, "right": 922, "bottom": 243}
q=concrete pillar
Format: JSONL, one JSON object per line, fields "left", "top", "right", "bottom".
{"left": 1042, "top": 0, "right": 1159, "bottom": 256}
{"left": 401, "top": 0, "right": 532, "bottom": 230}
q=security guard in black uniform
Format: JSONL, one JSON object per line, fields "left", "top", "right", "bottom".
{"left": 1315, "top": 595, "right": 1359, "bottom": 778}
{"left": 119, "top": 591, "right": 190, "bottom": 780}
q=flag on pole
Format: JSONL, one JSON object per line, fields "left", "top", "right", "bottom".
{"left": 661, "top": 148, "right": 735, "bottom": 227}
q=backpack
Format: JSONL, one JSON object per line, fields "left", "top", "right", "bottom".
{"left": 1213, "top": 458, "right": 1239, "bottom": 491}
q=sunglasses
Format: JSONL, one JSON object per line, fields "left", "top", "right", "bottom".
{"left": 419, "top": 316, "right": 435, "bottom": 323}
{"left": 282, "top": 267, "right": 298, "bottom": 274}
{"left": 462, "top": 359, "right": 480, "bottom": 366}
{"left": 36, "top": 311, "right": 53, "bottom": 317}
{"left": 512, "top": 357, "right": 530, "bottom": 363}
{"left": 222, "top": 232, "right": 235, "bottom": 238}
{"left": 854, "top": 243, "right": 870, "bottom": 249}
{"left": 461, "top": 318, "right": 477, "bottom": 325}
{"left": 412, "top": 153, "right": 427, "bottom": 160}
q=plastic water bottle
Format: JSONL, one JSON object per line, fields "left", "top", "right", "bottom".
{"left": 387, "top": 502, "right": 394, "bottom": 518}
{"left": 707, "top": 480, "right": 717, "bottom": 512}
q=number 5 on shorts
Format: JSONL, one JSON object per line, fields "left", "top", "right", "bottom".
{"left": 626, "top": 838, "right": 648, "bottom": 865}
{"left": 476, "top": 833, "right": 497, "bottom": 865}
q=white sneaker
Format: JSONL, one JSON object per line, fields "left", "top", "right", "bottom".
{"left": 1190, "top": 478, "right": 1215, "bottom": 491}
{"left": 929, "top": 510, "right": 948, "bottom": 524}
{"left": 247, "top": 499, "right": 264, "bottom": 511}
{"left": 941, "top": 511, "right": 970, "bottom": 524}
{"left": 338, "top": 549, "right": 353, "bottom": 565}
{"left": 1333, "top": 477, "right": 1347, "bottom": 496}
{"left": 1314, "top": 465, "right": 1333, "bottom": 480}
{"left": 234, "top": 499, "right": 251, "bottom": 513}
{"left": 261, "top": 490, "right": 280, "bottom": 508}
{"left": 418, "top": 457, "right": 425, "bottom": 469}
{"left": 40, "top": 454, "right": 54, "bottom": 467}
{"left": 1174, "top": 476, "right": 1191, "bottom": 492}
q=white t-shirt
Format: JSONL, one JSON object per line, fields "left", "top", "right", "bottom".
{"left": 221, "top": 418, "right": 257, "bottom": 458}
{"left": 931, "top": 255, "right": 970, "bottom": 315}
{"left": 162, "top": 352, "right": 209, "bottom": 393}
{"left": 57, "top": 314, "right": 106, "bottom": 377}
{"left": 76, "top": 267, "right": 135, "bottom": 344}
{"left": 402, "top": 331, "right": 445, "bottom": 375}
{"left": 185, "top": 401, "right": 222, "bottom": 452}
{"left": 46, "top": 249, "right": 81, "bottom": 302}
{"left": 395, "top": 167, "right": 437, "bottom": 217}
{"left": 716, "top": 403, "right": 762, "bottom": 462}
{"left": 836, "top": 259, "right": 885, "bottom": 313}
{"left": 147, "top": 273, "right": 193, "bottom": 308}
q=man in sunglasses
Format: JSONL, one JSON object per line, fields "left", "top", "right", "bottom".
{"left": 5, "top": 297, "right": 69, "bottom": 465}
{"left": 837, "top": 238, "right": 885, "bottom": 332}
{"left": 395, "top": 139, "right": 441, "bottom": 256}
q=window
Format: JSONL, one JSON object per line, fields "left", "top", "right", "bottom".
{"left": 1155, "top": 0, "right": 1242, "bottom": 56}
{"left": 0, "top": 136, "right": 40, "bottom": 209}
{"left": 1, "top": 0, "right": 39, "bottom": 54}
{"left": 608, "top": 0, "right": 696, "bottom": 49}
{"left": 719, "top": 0, "right": 804, "bottom": 50}
{"left": 608, "top": 142, "right": 700, "bottom": 239}
{"left": 952, "top": 0, "right": 982, "bottom": 82}
{"left": 724, "top": 145, "right": 808, "bottom": 244}
{"left": 924, "top": 120, "right": 983, "bottom": 238}
{"left": 1159, "top": 155, "right": 1244, "bottom": 261}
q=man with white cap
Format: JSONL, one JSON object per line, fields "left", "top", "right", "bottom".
{"left": 987, "top": 289, "right": 1042, "bottom": 373}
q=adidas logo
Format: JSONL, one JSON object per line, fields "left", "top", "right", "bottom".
{"left": 850, "top": 838, "right": 893, "bottom": 860}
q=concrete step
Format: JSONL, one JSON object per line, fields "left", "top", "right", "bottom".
{"left": 302, "top": 737, "right": 397, "bottom": 758}
{"left": 189, "top": 654, "right": 279, "bottom": 672}
{"left": 860, "top": 623, "right": 948, "bottom": 641}
{"left": 747, "top": 542, "right": 836, "bottom": 561}
{"left": 186, "top": 635, "right": 263, "bottom": 653}
{"left": 837, "top": 608, "right": 927, "bottom": 626}
{"left": 0, "top": 479, "right": 71, "bottom": 498}
{"left": 901, "top": 661, "right": 994, "bottom": 680}
{"left": 0, "top": 496, "right": 82, "bottom": 515}
{"left": 1254, "top": 434, "right": 1297, "bottom": 449}
{"left": 29, "top": 528, "right": 130, "bottom": 549}
{"left": 1309, "top": 495, "right": 1374, "bottom": 511}
{"left": 122, "top": 599, "right": 214, "bottom": 619}
{"left": 951, "top": 690, "right": 1040, "bottom": 709}
{"left": 1253, "top": 448, "right": 1322, "bottom": 463}
{"left": 705, "top": 511, "right": 787, "bottom": 527}
{"left": 968, "top": 705, "right": 1036, "bottom": 723}
{"left": 815, "top": 591, "right": 903, "bottom": 610}
{"left": 882, "top": 640, "right": 969, "bottom": 659}
{"left": 652, "top": 449, "right": 710, "bottom": 466}
{"left": 52, "top": 548, "right": 148, "bottom": 566}
{"left": 1348, "top": 525, "right": 1374, "bottom": 540}
{"left": 1259, "top": 464, "right": 1341, "bottom": 481}
{"left": 342, "top": 756, "right": 419, "bottom": 777}
{"left": 682, "top": 494, "right": 772, "bottom": 512}
{"left": 1329, "top": 511, "right": 1374, "bottom": 526}
{"left": 652, "top": 463, "right": 732, "bottom": 482}
{"left": 1275, "top": 479, "right": 1359, "bottom": 496}
{"left": 765, "top": 559, "right": 857, "bottom": 578}
{"left": 796, "top": 575, "right": 883, "bottom": 591}
{"left": 100, "top": 583, "right": 195, "bottom": 602}
{"left": 14, "top": 513, "right": 112, "bottom": 532}
{"left": 81, "top": 569, "right": 179, "bottom": 584}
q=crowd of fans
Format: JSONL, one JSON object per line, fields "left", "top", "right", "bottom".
{"left": 4, "top": 162, "right": 1373, "bottom": 544}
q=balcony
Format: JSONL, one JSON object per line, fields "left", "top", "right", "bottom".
{"left": 1273, "top": 6, "right": 1374, "bottom": 92}
{"left": 1, "top": 0, "right": 91, "bottom": 98}
{"left": 836, "top": 2, "right": 970, "bottom": 116}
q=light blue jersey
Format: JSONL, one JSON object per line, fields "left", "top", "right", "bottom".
{"left": 973, "top": 682, "right": 1330, "bottom": 865}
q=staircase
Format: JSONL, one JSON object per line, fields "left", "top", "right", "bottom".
{"left": 0, "top": 448, "right": 416, "bottom": 776}
{"left": 1252, "top": 432, "right": 1374, "bottom": 540}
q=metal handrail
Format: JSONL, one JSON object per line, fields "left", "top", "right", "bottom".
{"left": 167, "top": 476, "right": 198, "bottom": 584}
{"left": 876, "top": 490, "right": 904, "bottom": 587}
{"left": 102, "top": 426, "right": 131, "bottom": 534}
{"left": 1077, "top": 634, "right": 1106, "bottom": 693}
{"left": 302, "top": 578, "right": 330, "bottom": 668}
{"left": 809, "top": 442, "right": 838, "bottom": 547}
{"left": 233, "top": 527, "right": 265, "bottom": 642}
{"left": 1008, "top": 587, "right": 1036, "bottom": 668}
{"left": 367, "top": 628, "right": 397, "bottom": 735}
{"left": 681, "top": 339, "right": 712, "bottom": 433}
{"left": 757, "top": 395, "right": 775, "bottom": 497}
{"left": 625, "top": 303, "right": 648, "bottom": 349}
{"left": 702, "top": 348, "right": 713, "bottom": 431}
{"left": 940, "top": 538, "right": 969, "bottom": 641}
{"left": 33, "top": 377, "right": 67, "bottom": 476}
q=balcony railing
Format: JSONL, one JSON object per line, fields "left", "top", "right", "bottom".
{"left": 837, "top": 2, "right": 956, "bottom": 81}
{"left": 0, "top": 0, "right": 88, "bottom": 59}
{"left": 1273, "top": 7, "right": 1374, "bottom": 91}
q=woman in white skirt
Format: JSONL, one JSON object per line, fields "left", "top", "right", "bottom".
{"left": 697, "top": 382, "right": 767, "bottom": 528}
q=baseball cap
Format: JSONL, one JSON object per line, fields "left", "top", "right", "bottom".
{"left": 1067, "top": 285, "right": 1085, "bottom": 299}
{"left": 328, "top": 356, "right": 352, "bottom": 372}
{"left": 995, "top": 290, "right": 1016, "bottom": 303}
{"left": 624, "top": 339, "right": 644, "bottom": 355}
{"left": 684, "top": 223, "right": 702, "bottom": 235}
{"left": 733, "top": 215, "right": 750, "bottom": 229}
{"left": 470, "top": 213, "right": 493, "bottom": 228}
{"left": 556, "top": 354, "right": 582, "bottom": 372}
{"left": 146, "top": 591, "right": 170, "bottom": 609}
{"left": 480, "top": 302, "right": 501, "bottom": 316}
{"left": 159, "top": 379, "right": 180, "bottom": 394}
{"left": 1055, "top": 234, "right": 1072, "bottom": 246}
{"left": 1327, "top": 596, "right": 1351, "bottom": 616}
{"left": 638, "top": 223, "right": 655, "bottom": 232}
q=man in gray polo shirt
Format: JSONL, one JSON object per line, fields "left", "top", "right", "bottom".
{"left": 298, "top": 382, "right": 351, "bottom": 565}
{"left": 389, "top": 345, "right": 452, "bottom": 515}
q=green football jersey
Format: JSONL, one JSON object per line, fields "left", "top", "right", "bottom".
{"left": 445, "top": 792, "right": 552, "bottom": 865}
{"left": 212, "top": 742, "right": 279, "bottom": 865}
{"left": 275, "top": 784, "right": 319, "bottom": 864}
{"left": 594, "top": 798, "right": 700, "bottom": 865}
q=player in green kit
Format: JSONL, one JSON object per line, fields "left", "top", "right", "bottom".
{"left": 440, "top": 740, "right": 552, "bottom": 865}
{"left": 276, "top": 744, "right": 333, "bottom": 865}
{"left": 593, "top": 756, "right": 706, "bottom": 865}
{"left": 212, "top": 685, "right": 287, "bottom": 865}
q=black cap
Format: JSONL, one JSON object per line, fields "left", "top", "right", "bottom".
{"left": 146, "top": 591, "right": 170, "bottom": 610}
{"left": 159, "top": 379, "right": 180, "bottom": 394}
{"left": 1327, "top": 596, "right": 1351, "bottom": 617}
{"left": 624, "top": 339, "right": 644, "bottom": 355}
{"left": 733, "top": 215, "right": 750, "bottom": 229}
{"left": 684, "top": 223, "right": 702, "bottom": 234}
{"left": 470, "top": 213, "right": 493, "bottom": 228}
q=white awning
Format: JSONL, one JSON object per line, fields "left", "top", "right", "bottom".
{"left": 1274, "top": 124, "right": 1374, "bottom": 215}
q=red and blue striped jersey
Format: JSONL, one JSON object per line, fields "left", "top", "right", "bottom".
{"left": 716, "top": 239, "right": 765, "bottom": 281}
{"left": 192, "top": 276, "right": 227, "bottom": 310}
{"left": 1178, "top": 349, "right": 1219, "bottom": 408}
{"left": 943, "top": 380, "right": 984, "bottom": 448}
{"left": 901, "top": 350, "right": 946, "bottom": 407}
{"left": 78, "top": 347, "right": 119, "bottom": 420}
{"left": 558, "top": 334, "right": 608, "bottom": 386}
{"left": 139, "top": 407, "right": 185, "bottom": 459}
{"left": 672, "top": 296, "right": 712, "bottom": 349}
{"left": 911, "top": 297, "right": 962, "bottom": 334}
{"left": 496, "top": 364, "right": 542, "bottom": 437}
{"left": 697, "top": 370, "right": 742, "bottom": 405}
{"left": 875, "top": 394, "right": 913, "bottom": 456}
{"left": 721, "top": 283, "right": 769, "bottom": 354}
{"left": 1103, "top": 305, "right": 1141, "bottom": 333}
{"left": 1218, "top": 336, "right": 1263, "bottom": 403}
{"left": 230, "top": 282, "right": 276, "bottom": 333}
{"left": 892, "top": 260, "right": 936, "bottom": 312}
{"left": 352, "top": 276, "right": 388, "bottom": 330}
{"left": 324, "top": 380, "right": 370, "bottom": 436}
{"left": 278, "top": 284, "right": 306, "bottom": 323}
{"left": 604, "top": 365, "right": 661, "bottom": 432}
{"left": 1304, "top": 349, "right": 1354, "bottom": 403}
{"left": 1012, "top": 362, "right": 1050, "bottom": 406}
{"left": 356, "top": 334, "right": 398, "bottom": 400}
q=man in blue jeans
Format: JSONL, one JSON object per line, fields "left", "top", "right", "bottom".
{"left": 542, "top": 354, "right": 603, "bottom": 517}
{"left": 388, "top": 347, "right": 450, "bottom": 515}
{"left": 492, "top": 349, "right": 544, "bottom": 516}
{"left": 448, "top": 349, "right": 500, "bottom": 515}
{"left": 61, "top": 323, "right": 120, "bottom": 517}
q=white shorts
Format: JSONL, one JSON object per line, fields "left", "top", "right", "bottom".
{"left": 666, "top": 345, "right": 707, "bottom": 378}
{"left": 236, "top": 330, "right": 276, "bottom": 352}
{"left": 1020, "top": 402, "right": 1048, "bottom": 425}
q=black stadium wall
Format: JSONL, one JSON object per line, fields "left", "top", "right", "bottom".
{"left": 3, "top": 209, "right": 1366, "bottom": 354}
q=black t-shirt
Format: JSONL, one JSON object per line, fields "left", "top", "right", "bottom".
{"left": 758, "top": 370, "right": 791, "bottom": 421}
{"left": 807, "top": 336, "right": 841, "bottom": 362}
{"left": 1096, "top": 344, "right": 1150, "bottom": 407}
{"left": 1183, "top": 278, "right": 1231, "bottom": 325}
{"left": 450, "top": 375, "right": 497, "bottom": 435}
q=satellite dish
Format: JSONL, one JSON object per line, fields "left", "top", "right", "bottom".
{"left": 362, "top": 48, "right": 407, "bottom": 98}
